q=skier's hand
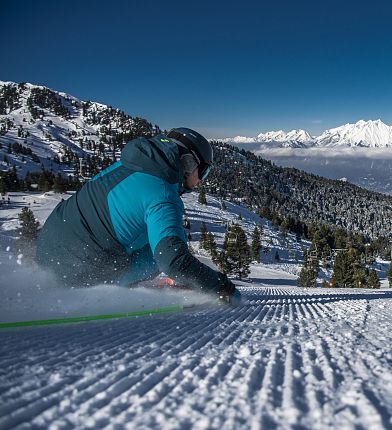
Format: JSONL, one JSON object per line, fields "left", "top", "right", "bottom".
{"left": 216, "top": 273, "right": 240, "bottom": 305}
{"left": 217, "top": 287, "right": 242, "bottom": 306}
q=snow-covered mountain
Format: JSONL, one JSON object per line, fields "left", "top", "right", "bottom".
{"left": 0, "top": 80, "right": 160, "bottom": 178}
{"left": 315, "top": 119, "right": 392, "bottom": 147}
{"left": 223, "top": 119, "right": 392, "bottom": 148}
{"left": 223, "top": 129, "right": 314, "bottom": 148}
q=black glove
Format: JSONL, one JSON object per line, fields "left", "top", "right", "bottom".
{"left": 216, "top": 273, "right": 236, "bottom": 304}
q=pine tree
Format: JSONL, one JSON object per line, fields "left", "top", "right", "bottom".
{"left": 217, "top": 249, "right": 230, "bottom": 275}
{"left": 38, "top": 171, "right": 50, "bottom": 192}
{"left": 219, "top": 225, "right": 236, "bottom": 274}
{"left": 303, "top": 249, "right": 309, "bottom": 267}
{"left": 18, "top": 207, "right": 39, "bottom": 240}
{"left": 206, "top": 232, "right": 218, "bottom": 263}
{"left": 198, "top": 187, "right": 207, "bottom": 205}
{"left": 251, "top": 225, "right": 262, "bottom": 262}
{"left": 301, "top": 247, "right": 319, "bottom": 287}
{"left": 352, "top": 266, "right": 367, "bottom": 288}
{"left": 331, "top": 249, "right": 354, "bottom": 288}
{"left": 298, "top": 266, "right": 317, "bottom": 288}
{"left": 199, "top": 222, "right": 208, "bottom": 249}
{"left": 219, "top": 224, "right": 251, "bottom": 279}
{"left": 368, "top": 269, "right": 380, "bottom": 289}
{"left": 309, "top": 251, "right": 320, "bottom": 274}
{"left": 53, "top": 172, "right": 65, "bottom": 193}
{"left": 332, "top": 248, "right": 365, "bottom": 288}
{"left": 258, "top": 221, "right": 264, "bottom": 236}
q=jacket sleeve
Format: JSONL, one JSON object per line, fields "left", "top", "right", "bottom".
{"left": 145, "top": 196, "right": 187, "bottom": 253}
{"left": 145, "top": 199, "right": 232, "bottom": 294}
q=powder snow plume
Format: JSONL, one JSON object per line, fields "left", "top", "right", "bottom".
{"left": 0, "top": 256, "right": 210, "bottom": 323}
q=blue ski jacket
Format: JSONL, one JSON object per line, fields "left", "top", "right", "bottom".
{"left": 36, "top": 134, "right": 234, "bottom": 296}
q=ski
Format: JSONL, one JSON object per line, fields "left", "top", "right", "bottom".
{"left": 0, "top": 303, "right": 205, "bottom": 329}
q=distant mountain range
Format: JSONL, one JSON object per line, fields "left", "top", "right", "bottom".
{"left": 222, "top": 119, "right": 392, "bottom": 148}
{"left": 221, "top": 120, "right": 392, "bottom": 195}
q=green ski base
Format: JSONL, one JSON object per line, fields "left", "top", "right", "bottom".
{"left": 0, "top": 305, "right": 186, "bottom": 329}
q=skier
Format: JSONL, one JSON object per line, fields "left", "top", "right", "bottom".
{"left": 36, "top": 128, "right": 241, "bottom": 304}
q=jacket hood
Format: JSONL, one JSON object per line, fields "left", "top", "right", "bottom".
{"left": 120, "top": 135, "right": 183, "bottom": 184}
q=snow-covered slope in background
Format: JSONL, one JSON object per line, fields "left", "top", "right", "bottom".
{"left": 0, "top": 80, "right": 158, "bottom": 179}
{"left": 0, "top": 81, "right": 90, "bottom": 175}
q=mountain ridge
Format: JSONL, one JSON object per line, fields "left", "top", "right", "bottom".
{"left": 222, "top": 119, "right": 392, "bottom": 148}
{"left": 0, "top": 80, "right": 161, "bottom": 179}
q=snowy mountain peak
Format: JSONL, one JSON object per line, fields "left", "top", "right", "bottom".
{"left": 222, "top": 129, "right": 314, "bottom": 148}
{"left": 222, "top": 119, "right": 392, "bottom": 148}
{"left": 316, "top": 119, "right": 392, "bottom": 148}
{"left": 257, "top": 129, "right": 314, "bottom": 147}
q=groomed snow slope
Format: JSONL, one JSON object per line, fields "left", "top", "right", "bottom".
{"left": 1, "top": 286, "right": 392, "bottom": 430}
{"left": 1, "top": 191, "right": 391, "bottom": 429}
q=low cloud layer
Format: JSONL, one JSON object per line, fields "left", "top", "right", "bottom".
{"left": 243, "top": 147, "right": 392, "bottom": 195}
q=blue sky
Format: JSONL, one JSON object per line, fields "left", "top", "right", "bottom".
{"left": 2, "top": 0, "right": 392, "bottom": 138}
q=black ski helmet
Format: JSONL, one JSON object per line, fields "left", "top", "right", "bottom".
{"left": 167, "top": 127, "right": 213, "bottom": 180}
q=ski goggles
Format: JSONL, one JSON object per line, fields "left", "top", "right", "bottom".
{"left": 189, "top": 150, "right": 211, "bottom": 180}
{"left": 198, "top": 163, "right": 212, "bottom": 180}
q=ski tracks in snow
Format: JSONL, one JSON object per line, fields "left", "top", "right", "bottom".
{"left": 1, "top": 287, "right": 392, "bottom": 429}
